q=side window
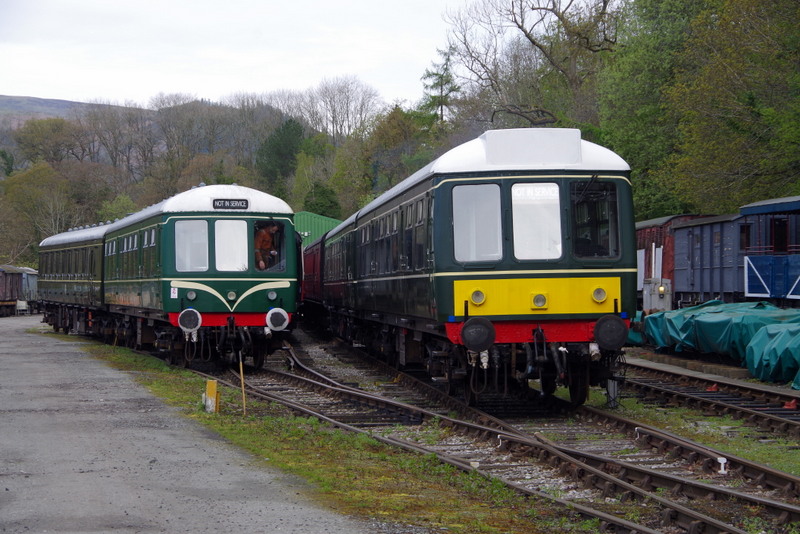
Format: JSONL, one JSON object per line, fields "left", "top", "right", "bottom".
{"left": 175, "top": 220, "right": 209, "bottom": 272}
{"left": 739, "top": 224, "right": 751, "bottom": 251}
{"left": 254, "top": 221, "right": 285, "bottom": 272}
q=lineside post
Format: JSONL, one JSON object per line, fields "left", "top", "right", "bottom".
{"left": 203, "top": 380, "right": 220, "bottom": 413}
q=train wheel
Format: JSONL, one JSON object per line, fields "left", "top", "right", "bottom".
{"left": 252, "top": 351, "right": 265, "bottom": 370}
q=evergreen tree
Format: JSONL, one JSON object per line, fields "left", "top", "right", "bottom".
{"left": 662, "top": 0, "right": 800, "bottom": 212}
{"left": 304, "top": 182, "right": 341, "bottom": 219}
{"left": 255, "top": 118, "right": 304, "bottom": 196}
{"left": 420, "top": 46, "right": 460, "bottom": 122}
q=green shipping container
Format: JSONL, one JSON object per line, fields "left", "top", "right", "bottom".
{"left": 294, "top": 211, "right": 342, "bottom": 246}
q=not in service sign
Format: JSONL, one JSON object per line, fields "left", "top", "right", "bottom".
{"left": 213, "top": 199, "right": 249, "bottom": 209}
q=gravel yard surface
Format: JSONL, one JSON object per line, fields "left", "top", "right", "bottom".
{"left": 0, "top": 315, "right": 377, "bottom": 533}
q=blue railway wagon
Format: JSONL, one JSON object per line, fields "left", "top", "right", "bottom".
{"left": 671, "top": 214, "right": 747, "bottom": 306}
{"left": 20, "top": 267, "right": 38, "bottom": 304}
{"left": 740, "top": 196, "right": 800, "bottom": 303}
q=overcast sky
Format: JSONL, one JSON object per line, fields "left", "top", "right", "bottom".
{"left": 1, "top": 0, "right": 469, "bottom": 107}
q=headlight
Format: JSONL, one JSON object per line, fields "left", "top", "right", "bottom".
{"left": 532, "top": 293, "right": 548, "bottom": 309}
{"left": 592, "top": 287, "right": 607, "bottom": 303}
{"left": 267, "top": 290, "right": 278, "bottom": 301}
{"left": 186, "top": 290, "right": 197, "bottom": 301}
{"left": 470, "top": 289, "right": 486, "bottom": 306}
{"left": 226, "top": 290, "right": 237, "bottom": 301}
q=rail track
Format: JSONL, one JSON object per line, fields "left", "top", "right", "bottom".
{"left": 623, "top": 358, "right": 800, "bottom": 440}
{"left": 189, "top": 331, "right": 800, "bottom": 533}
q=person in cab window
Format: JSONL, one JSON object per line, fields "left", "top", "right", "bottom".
{"left": 255, "top": 222, "right": 280, "bottom": 270}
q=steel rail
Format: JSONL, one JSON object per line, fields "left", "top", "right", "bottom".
{"left": 578, "top": 406, "right": 800, "bottom": 499}
{"left": 624, "top": 377, "right": 800, "bottom": 439}
{"left": 197, "top": 368, "right": 663, "bottom": 534}
{"left": 285, "top": 342, "right": 800, "bottom": 527}
{"left": 206, "top": 359, "right": 752, "bottom": 532}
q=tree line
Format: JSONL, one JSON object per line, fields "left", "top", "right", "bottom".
{"left": 1, "top": 0, "right": 797, "bottom": 267}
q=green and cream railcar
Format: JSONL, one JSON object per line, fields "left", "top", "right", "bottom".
{"left": 39, "top": 184, "right": 299, "bottom": 367}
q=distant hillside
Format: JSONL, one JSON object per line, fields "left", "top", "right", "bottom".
{"left": 0, "top": 95, "right": 94, "bottom": 128}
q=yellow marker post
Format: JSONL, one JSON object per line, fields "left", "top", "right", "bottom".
{"left": 238, "top": 353, "right": 247, "bottom": 416}
{"left": 203, "top": 380, "right": 220, "bottom": 413}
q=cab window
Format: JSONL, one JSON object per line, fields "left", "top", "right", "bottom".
{"left": 216, "top": 220, "right": 248, "bottom": 271}
{"left": 512, "top": 183, "right": 562, "bottom": 260}
{"left": 254, "top": 221, "right": 285, "bottom": 272}
{"left": 452, "top": 184, "right": 502, "bottom": 262}
{"left": 571, "top": 180, "right": 620, "bottom": 258}
{"left": 175, "top": 220, "right": 209, "bottom": 272}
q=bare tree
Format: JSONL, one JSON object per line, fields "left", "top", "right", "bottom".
{"left": 447, "top": 0, "right": 620, "bottom": 125}
{"left": 122, "top": 104, "right": 159, "bottom": 183}
{"left": 223, "top": 92, "right": 284, "bottom": 167}
{"left": 311, "top": 76, "right": 383, "bottom": 146}
{"left": 150, "top": 93, "right": 199, "bottom": 180}
{"left": 67, "top": 110, "right": 102, "bottom": 163}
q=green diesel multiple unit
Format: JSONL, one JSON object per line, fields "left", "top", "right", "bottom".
{"left": 303, "top": 129, "right": 636, "bottom": 406}
{"left": 39, "top": 184, "right": 300, "bottom": 367}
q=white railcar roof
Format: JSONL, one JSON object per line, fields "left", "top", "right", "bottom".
{"left": 39, "top": 184, "right": 292, "bottom": 247}
{"left": 331, "top": 128, "right": 630, "bottom": 237}
{"left": 431, "top": 128, "right": 629, "bottom": 174}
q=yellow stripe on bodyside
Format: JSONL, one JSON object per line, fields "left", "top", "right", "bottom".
{"left": 454, "top": 277, "right": 621, "bottom": 316}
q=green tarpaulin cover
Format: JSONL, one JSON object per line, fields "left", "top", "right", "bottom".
{"left": 643, "top": 301, "right": 800, "bottom": 389}
{"left": 745, "top": 324, "right": 800, "bottom": 388}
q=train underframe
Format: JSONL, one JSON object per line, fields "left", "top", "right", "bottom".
{"left": 40, "top": 302, "right": 282, "bottom": 369}
{"left": 323, "top": 308, "right": 625, "bottom": 407}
